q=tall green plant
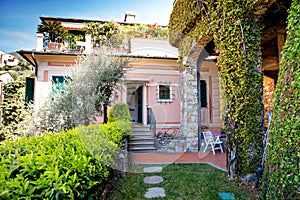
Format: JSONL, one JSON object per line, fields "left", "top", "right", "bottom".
{"left": 262, "top": 0, "right": 300, "bottom": 198}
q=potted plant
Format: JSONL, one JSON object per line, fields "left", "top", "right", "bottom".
{"left": 37, "top": 20, "right": 64, "bottom": 49}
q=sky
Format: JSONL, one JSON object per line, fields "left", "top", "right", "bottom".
{"left": 0, "top": 0, "right": 174, "bottom": 53}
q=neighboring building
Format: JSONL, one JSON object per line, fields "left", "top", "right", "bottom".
{"left": 0, "top": 50, "right": 19, "bottom": 68}
{"left": 0, "top": 71, "right": 14, "bottom": 83}
{"left": 18, "top": 15, "right": 222, "bottom": 142}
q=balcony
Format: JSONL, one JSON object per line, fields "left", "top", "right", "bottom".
{"left": 37, "top": 33, "right": 131, "bottom": 55}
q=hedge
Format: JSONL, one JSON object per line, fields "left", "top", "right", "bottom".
{"left": 0, "top": 122, "right": 130, "bottom": 199}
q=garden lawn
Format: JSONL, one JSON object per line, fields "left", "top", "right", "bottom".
{"left": 109, "top": 164, "right": 259, "bottom": 200}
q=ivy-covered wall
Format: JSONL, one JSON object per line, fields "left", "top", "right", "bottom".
{"left": 169, "top": 0, "right": 269, "bottom": 178}
{"left": 262, "top": 0, "right": 300, "bottom": 198}
{"left": 211, "top": 1, "right": 265, "bottom": 178}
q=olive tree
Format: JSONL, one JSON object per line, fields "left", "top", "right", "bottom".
{"left": 35, "top": 50, "right": 129, "bottom": 133}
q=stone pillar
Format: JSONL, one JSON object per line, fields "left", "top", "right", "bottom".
{"left": 180, "top": 43, "right": 204, "bottom": 151}
{"left": 36, "top": 32, "right": 44, "bottom": 51}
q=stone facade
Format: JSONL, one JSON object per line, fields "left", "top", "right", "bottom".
{"left": 180, "top": 43, "right": 205, "bottom": 151}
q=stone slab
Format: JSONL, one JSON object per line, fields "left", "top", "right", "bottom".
{"left": 144, "top": 176, "right": 163, "bottom": 184}
{"left": 143, "top": 166, "right": 163, "bottom": 173}
{"left": 144, "top": 187, "right": 166, "bottom": 199}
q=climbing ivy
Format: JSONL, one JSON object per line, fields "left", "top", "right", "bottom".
{"left": 169, "top": 0, "right": 271, "bottom": 178}
{"left": 211, "top": 1, "right": 265, "bottom": 178}
{"left": 261, "top": 0, "right": 300, "bottom": 198}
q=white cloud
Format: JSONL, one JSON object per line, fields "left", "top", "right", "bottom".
{"left": 0, "top": 30, "right": 35, "bottom": 51}
{"left": 0, "top": 30, "right": 35, "bottom": 42}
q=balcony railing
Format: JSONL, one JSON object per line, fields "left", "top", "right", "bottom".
{"left": 42, "top": 40, "right": 131, "bottom": 54}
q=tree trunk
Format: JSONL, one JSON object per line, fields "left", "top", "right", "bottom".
{"left": 103, "top": 104, "right": 108, "bottom": 123}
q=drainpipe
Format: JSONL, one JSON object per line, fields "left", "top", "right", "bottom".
{"left": 31, "top": 52, "right": 38, "bottom": 105}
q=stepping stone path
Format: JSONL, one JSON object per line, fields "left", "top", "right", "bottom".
{"left": 143, "top": 166, "right": 163, "bottom": 173}
{"left": 144, "top": 187, "right": 166, "bottom": 199}
{"left": 144, "top": 176, "right": 163, "bottom": 184}
{"left": 143, "top": 166, "right": 165, "bottom": 199}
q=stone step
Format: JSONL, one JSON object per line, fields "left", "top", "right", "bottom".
{"left": 131, "top": 135, "right": 153, "bottom": 139}
{"left": 130, "top": 136, "right": 153, "bottom": 140}
{"left": 132, "top": 126, "right": 151, "bottom": 131}
{"left": 129, "top": 141, "right": 154, "bottom": 146}
{"left": 130, "top": 146, "right": 157, "bottom": 152}
{"left": 129, "top": 125, "right": 156, "bottom": 152}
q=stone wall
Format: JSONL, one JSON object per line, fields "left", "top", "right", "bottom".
{"left": 180, "top": 43, "right": 205, "bottom": 151}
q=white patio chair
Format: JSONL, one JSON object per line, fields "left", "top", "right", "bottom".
{"left": 202, "top": 131, "right": 224, "bottom": 155}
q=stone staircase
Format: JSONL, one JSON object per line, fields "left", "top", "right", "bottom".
{"left": 129, "top": 125, "right": 156, "bottom": 152}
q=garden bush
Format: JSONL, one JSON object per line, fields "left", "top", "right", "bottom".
{"left": 107, "top": 102, "right": 132, "bottom": 140}
{"left": 0, "top": 122, "right": 127, "bottom": 199}
{"left": 108, "top": 102, "right": 131, "bottom": 123}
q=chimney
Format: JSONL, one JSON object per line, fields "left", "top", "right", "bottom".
{"left": 124, "top": 11, "right": 136, "bottom": 23}
{"left": 36, "top": 32, "right": 44, "bottom": 51}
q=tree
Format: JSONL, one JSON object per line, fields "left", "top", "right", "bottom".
{"left": 37, "top": 20, "right": 64, "bottom": 43}
{"left": 36, "top": 50, "right": 129, "bottom": 132}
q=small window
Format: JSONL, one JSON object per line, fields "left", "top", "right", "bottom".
{"left": 158, "top": 85, "right": 172, "bottom": 102}
{"left": 52, "top": 75, "right": 68, "bottom": 84}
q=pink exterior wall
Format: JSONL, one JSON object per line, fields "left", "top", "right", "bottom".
{"left": 147, "top": 79, "right": 180, "bottom": 125}
{"left": 125, "top": 58, "right": 181, "bottom": 125}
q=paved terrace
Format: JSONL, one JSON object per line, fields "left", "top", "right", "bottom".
{"left": 130, "top": 152, "right": 226, "bottom": 171}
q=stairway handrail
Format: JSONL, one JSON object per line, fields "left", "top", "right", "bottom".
{"left": 147, "top": 108, "right": 156, "bottom": 137}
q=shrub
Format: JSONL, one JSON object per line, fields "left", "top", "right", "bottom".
{"left": 107, "top": 102, "right": 132, "bottom": 141}
{"left": 108, "top": 102, "right": 131, "bottom": 123}
{"left": 100, "top": 121, "right": 132, "bottom": 147}
{"left": 0, "top": 124, "right": 121, "bottom": 199}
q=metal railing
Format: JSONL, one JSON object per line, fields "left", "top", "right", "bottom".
{"left": 147, "top": 108, "right": 156, "bottom": 137}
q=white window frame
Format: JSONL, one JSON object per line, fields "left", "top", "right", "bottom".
{"left": 158, "top": 84, "right": 172, "bottom": 102}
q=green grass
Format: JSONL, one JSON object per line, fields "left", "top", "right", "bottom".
{"left": 109, "top": 164, "right": 258, "bottom": 200}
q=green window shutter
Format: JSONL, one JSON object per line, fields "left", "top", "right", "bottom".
{"left": 200, "top": 80, "right": 207, "bottom": 107}
{"left": 25, "top": 77, "right": 34, "bottom": 104}
{"left": 51, "top": 76, "right": 70, "bottom": 97}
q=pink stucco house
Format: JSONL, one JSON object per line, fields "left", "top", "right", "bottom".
{"left": 18, "top": 15, "right": 222, "bottom": 151}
